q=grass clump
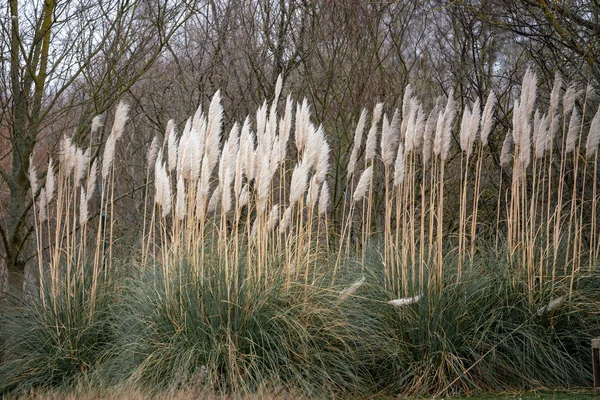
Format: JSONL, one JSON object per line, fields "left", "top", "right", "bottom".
{"left": 0, "top": 268, "right": 115, "bottom": 395}
{"left": 104, "top": 250, "right": 367, "bottom": 397}
{"left": 348, "top": 249, "right": 600, "bottom": 397}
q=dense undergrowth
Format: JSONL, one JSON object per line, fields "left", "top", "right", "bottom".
{"left": 1, "top": 244, "right": 598, "bottom": 397}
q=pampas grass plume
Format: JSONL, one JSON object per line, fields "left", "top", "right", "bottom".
{"left": 400, "top": 84, "right": 413, "bottom": 139}
{"left": 388, "top": 294, "right": 421, "bottom": 307}
{"left": 423, "top": 107, "right": 436, "bottom": 167}
{"left": 467, "top": 97, "right": 481, "bottom": 155}
{"left": 267, "top": 204, "right": 280, "bottom": 232}
{"left": 481, "top": 91, "right": 496, "bottom": 146}
{"left": 280, "top": 95, "right": 293, "bottom": 158}
{"left": 74, "top": 148, "right": 88, "bottom": 188}
{"left": 459, "top": 105, "right": 472, "bottom": 153}
{"left": 382, "top": 109, "right": 401, "bottom": 167}
{"left": 238, "top": 184, "right": 249, "bottom": 208}
{"left": 175, "top": 174, "right": 186, "bottom": 220}
{"left": 91, "top": 114, "right": 104, "bottom": 136}
{"left": 441, "top": 92, "right": 456, "bottom": 161}
{"left": 205, "top": 90, "right": 223, "bottom": 173}
{"left": 208, "top": 185, "right": 221, "bottom": 214}
{"left": 534, "top": 111, "right": 548, "bottom": 158}
{"left": 565, "top": 108, "right": 580, "bottom": 153}
{"left": 87, "top": 159, "right": 98, "bottom": 201}
{"left": 28, "top": 155, "right": 38, "bottom": 196}
{"left": 500, "top": 131, "right": 513, "bottom": 167}
{"left": 347, "top": 108, "right": 367, "bottom": 177}
{"left": 102, "top": 133, "right": 116, "bottom": 181}
{"left": 519, "top": 122, "right": 532, "bottom": 169}
{"left": 306, "top": 176, "right": 319, "bottom": 208}
{"left": 353, "top": 165, "right": 372, "bottom": 202}
{"left": 413, "top": 104, "right": 426, "bottom": 152}
{"left": 318, "top": 181, "right": 330, "bottom": 216}
{"left": 404, "top": 101, "right": 418, "bottom": 152}
{"left": 586, "top": 105, "right": 600, "bottom": 157}
{"left": 45, "top": 158, "right": 55, "bottom": 204}
{"left": 315, "top": 139, "right": 330, "bottom": 184}
{"left": 80, "top": 188, "right": 88, "bottom": 226}
{"left": 279, "top": 206, "right": 293, "bottom": 234}
{"left": 563, "top": 84, "right": 577, "bottom": 120}
{"left": 167, "top": 120, "right": 179, "bottom": 173}
{"left": 549, "top": 72, "right": 562, "bottom": 117}
{"left": 393, "top": 142, "right": 405, "bottom": 188}
{"left": 111, "top": 101, "right": 130, "bottom": 140}
{"left": 289, "top": 160, "right": 309, "bottom": 206}
{"left": 38, "top": 188, "right": 47, "bottom": 223}
{"left": 339, "top": 276, "right": 365, "bottom": 301}
{"left": 365, "top": 103, "right": 383, "bottom": 162}
{"left": 147, "top": 136, "right": 160, "bottom": 171}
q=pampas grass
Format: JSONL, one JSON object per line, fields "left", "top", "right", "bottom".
{"left": 14, "top": 72, "right": 600, "bottom": 399}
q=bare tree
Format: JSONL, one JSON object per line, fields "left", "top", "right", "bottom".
{"left": 0, "top": 0, "right": 193, "bottom": 296}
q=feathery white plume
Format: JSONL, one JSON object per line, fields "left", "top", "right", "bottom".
{"left": 413, "top": 104, "right": 426, "bottom": 152}
{"left": 91, "top": 115, "right": 104, "bottom": 136}
{"left": 339, "top": 276, "right": 365, "bottom": 301}
{"left": 80, "top": 188, "right": 88, "bottom": 226}
{"left": 347, "top": 109, "right": 368, "bottom": 177}
{"left": 102, "top": 133, "right": 116, "bottom": 180}
{"left": 433, "top": 110, "right": 445, "bottom": 157}
{"left": 466, "top": 98, "right": 481, "bottom": 157}
{"left": 238, "top": 184, "right": 250, "bottom": 209}
{"left": 586, "top": 105, "right": 600, "bottom": 158}
{"left": 549, "top": 72, "right": 562, "bottom": 118}
{"left": 423, "top": 105, "right": 438, "bottom": 167}
{"left": 147, "top": 136, "right": 160, "bottom": 172}
{"left": 563, "top": 84, "right": 577, "bottom": 120}
{"left": 267, "top": 204, "right": 280, "bottom": 232}
{"left": 304, "top": 124, "right": 322, "bottom": 171}
{"left": 459, "top": 105, "right": 472, "bottom": 153}
{"left": 388, "top": 294, "right": 422, "bottom": 307}
{"left": 207, "top": 185, "right": 221, "bottom": 214}
{"left": 167, "top": 120, "right": 179, "bottom": 173}
{"left": 38, "top": 188, "right": 47, "bottom": 223}
{"left": 523, "top": 69, "right": 537, "bottom": 116}
{"left": 318, "top": 181, "right": 330, "bottom": 216}
{"left": 393, "top": 142, "right": 405, "bottom": 188}
{"left": 87, "top": 159, "right": 98, "bottom": 201}
{"left": 45, "top": 158, "right": 55, "bottom": 204}
{"left": 353, "top": 166, "right": 372, "bottom": 202}
{"left": 381, "top": 111, "right": 399, "bottom": 167}
{"left": 519, "top": 122, "right": 532, "bottom": 169}
{"left": 365, "top": 103, "right": 383, "bottom": 162}
{"left": 279, "top": 206, "right": 293, "bottom": 234}
{"left": 205, "top": 90, "right": 223, "bottom": 174}
{"left": 480, "top": 91, "right": 496, "bottom": 146}
{"left": 28, "top": 155, "right": 38, "bottom": 196}
{"left": 289, "top": 160, "right": 309, "bottom": 206}
{"left": 74, "top": 148, "right": 89, "bottom": 189}
{"left": 404, "top": 100, "right": 418, "bottom": 152}
{"left": 536, "top": 296, "right": 565, "bottom": 316}
{"left": 400, "top": 84, "right": 414, "bottom": 140}
{"left": 279, "top": 95, "right": 293, "bottom": 160}
{"left": 111, "top": 101, "right": 130, "bottom": 140}
{"left": 175, "top": 174, "right": 186, "bottom": 221}
{"left": 315, "top": 139, "right": 330, "bottom": 184}
{"left": 565, "top": 108, "right": 581, "bottom": 153}
{"left": 306, "top": 176, "right": 319, "bottom": 209}
{"left": 533, "top": 111, "right": 548, "bottom": 158}
{"left": 500, "top": 131, "right": 513, "bottom": 167}
{"left": 441, "top": 92, "right": 456, "bottom": 161}
{"left": 60, "top": 135, "right": 76, "bottom": 176}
